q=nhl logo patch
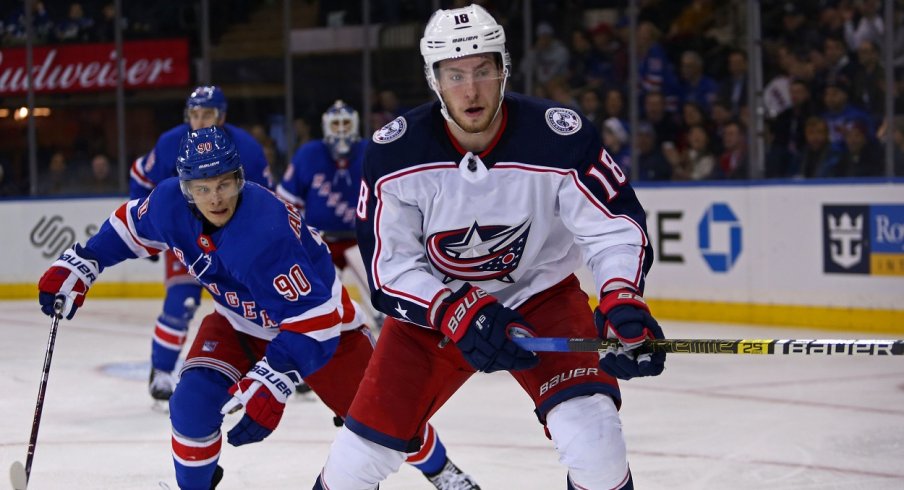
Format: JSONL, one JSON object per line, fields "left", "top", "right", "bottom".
{"left": 544, "top": 108, "right": 582, "bottom": 135}
{"left": 373, "top": 116, "right": 407, "bottom": 144}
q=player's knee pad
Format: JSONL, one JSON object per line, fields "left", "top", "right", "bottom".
{"left": 169, "top": 368, "right": 232, "bottom": 439}
{"left": 320, "top": 426, "right": 406, "bottom": 489}
{"left": 547, "top": 394, "right": 630, "bottom": 490}
{"left": 162, "top": 283, "right": 202, "bottom": 321}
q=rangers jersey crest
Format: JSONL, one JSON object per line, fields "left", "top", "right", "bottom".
{"left": 373, "top": 117, "right": 407, "bottom": 144}
{"left": 544, "top": 108, "right": 582, "bottom": 135}
{"left": 426, "top": 220, "right": 531, "bottom": 283}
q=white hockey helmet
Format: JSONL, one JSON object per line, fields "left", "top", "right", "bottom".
{"left": 321, "top": 100, "right": 361, "bottom": 160}
{"left": 420, "top": 4, "right": 511, "bottom": 123}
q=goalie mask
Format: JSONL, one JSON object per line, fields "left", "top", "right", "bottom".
{"left": 420, "top": 4, "right": 511, "bottom": 127}
{"left": 322, "top": 100, "right": 361, "bottom": 161}
{"left": 177, "top": 126, "right": 245, "bottom": 204}
{"left": 184, "top": 85, "right": 228, "bottom": 129}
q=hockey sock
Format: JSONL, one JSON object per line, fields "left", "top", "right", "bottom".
{"left": 171, "top": 430, "right": 222, "bottom": 490}
{"left": 151, "top": 312, "right": 189, "bottom": 372}
{"left": 169, "top": 368, "right": 233, "bottom": 490}
{"left": 151, "top": 284, "right": 201, "bottom": 371}
{"left": 406, "top": 424, "right": 447, "bottom": 476}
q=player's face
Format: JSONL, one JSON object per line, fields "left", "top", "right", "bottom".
{"left": 328, "top": 118, "right": 354, "bottom": 138}
{"left": 436, "top": 54, "right": 503, "bottom": 133}
{"left": 187, "top": 107, "right": 223, "bottom": 131}
{"left": 185, "top": 173, "right": 240, "bottom": 226}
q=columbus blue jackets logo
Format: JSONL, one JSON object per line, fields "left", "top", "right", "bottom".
{"left": 372, "top": 117, "right": 407, "bottom": 144}
{"left": 426, "top": 220, "right": 531, "bottom": 283}
{"left": 545, "top": 108, "right": 582, "bottom": 135}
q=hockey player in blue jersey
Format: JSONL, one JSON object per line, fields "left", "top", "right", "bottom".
{"left": 130, "top": 85, "right": 272, "bottom": 401}
{"left": 315, "top": 5, "right": 665, "bottom": 490}
{"left": 38, "top": 127, "right": 480, "bottom": 490}
{"left": 277, "top": 100, "right": 364, "bottom": 270}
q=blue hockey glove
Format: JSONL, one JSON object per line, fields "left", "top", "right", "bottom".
{"left": 38, "top": 243, "right": 100, "bottom": 320}
{"left": 595, "top": 289, "right": 666, "bottom": 380}
{"left": 429, "top": 283, "right": 539, "bottom": 373}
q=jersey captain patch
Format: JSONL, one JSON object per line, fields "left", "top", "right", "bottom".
{"left": 426, "top": 220, "right": 531, "bottom": 284}
{"left": 544, "top": 107, "right": 582, "bottom": 135}
{"left": 372, "top": 116, "right": 407, "bottom": 144}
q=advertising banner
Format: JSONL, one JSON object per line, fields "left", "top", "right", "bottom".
{"left": 2, "top": 182, "right": 902, "bottom": 330}
{"left": 0, "top": 197, "right": 160, "bottom": 287}
{"left": 0, "top": 38, "right": 189, "bottom": 96}
{"left": 634, "top": 182, "right": 904, "bottom": 310}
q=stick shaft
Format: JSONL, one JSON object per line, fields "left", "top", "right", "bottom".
{"left": 24, "top": 301, "right": 63, "bottom": 483}
{"left": 513, "top": 337, "right": 904, "bottom": 356}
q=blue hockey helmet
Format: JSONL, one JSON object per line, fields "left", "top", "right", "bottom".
{"left": 322, "top": 100, "right": 360, "bottom": 160}
{"left": 176, "top": 126, "right": 244, "bottom": 202}
{"left": 186, "top": 85, "right": 227, "bottom": 113}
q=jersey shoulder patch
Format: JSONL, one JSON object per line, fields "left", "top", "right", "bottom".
{"left": 544, "top": 107, "right": 582, "bottom": 135}
{"left": 372, "top": 116, "right": 407, "bottom": 144}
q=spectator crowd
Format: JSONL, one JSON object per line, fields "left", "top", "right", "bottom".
{"left": 1, "top": 0, "right": 252, "bottom": 46}
{"left": 513, "top": 0, "right": 904, "bottom": 180}
{"left": 2, "top": 0, "right": 903, "bottom": 198}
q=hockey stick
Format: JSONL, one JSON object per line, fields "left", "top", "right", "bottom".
{"left": 10, "top": 297, "right": 64, "bottom": 490}
{"left": 512, "top": 337, "right": 904, "bottom": 356}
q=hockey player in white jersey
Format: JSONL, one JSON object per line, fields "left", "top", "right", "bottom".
{"left": 37, "top": 127, "right": 480, "bottom": 489}
{"left": 315, "top": 5, "right": 665, "bottom": 489}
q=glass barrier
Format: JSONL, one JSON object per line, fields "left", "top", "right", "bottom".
{"left": 1, "top": 0, "right": 900, "bottom": 199}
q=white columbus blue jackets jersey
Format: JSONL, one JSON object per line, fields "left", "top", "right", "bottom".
{"left": 356, "top": 93, "right": 653, "bottom": 328}
{"left": 129, "top": 122, "right": 272, "bottom": 200}
{"left": 276, "top": 139, "right": 365, "bottom": 233}
{"left": 85, "top": 179, "right": 346, "bottom": 351}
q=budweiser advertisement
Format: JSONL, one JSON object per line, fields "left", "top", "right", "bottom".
{"left": 0, "top": 38, "right": 190, "bottom": 96}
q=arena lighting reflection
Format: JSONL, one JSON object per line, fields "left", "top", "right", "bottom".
{"left": 10, "top": 107, "right": 51, "bottom": 120}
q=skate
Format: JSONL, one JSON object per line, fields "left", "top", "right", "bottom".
{"left": 158, "top": 465, "right": 223, "bottom": 490}
{"left": 426, "top": 459, "right": 481, "bottom": 490}
{"left": 210, "top": 464, "right": 223, "bottom": 489}
{"left": 149, "top": 368, "right": 177, "bottom": 401}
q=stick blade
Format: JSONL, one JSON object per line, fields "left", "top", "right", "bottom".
{"left": 9, "top": 461, "right": 27, "bottom": 490}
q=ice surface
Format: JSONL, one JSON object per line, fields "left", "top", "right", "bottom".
{"left": 1, "top": 300, "right": 902, "bottom": 489}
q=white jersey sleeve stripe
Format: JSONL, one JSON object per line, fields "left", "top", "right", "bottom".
{"left": 109, "top": 201, "right": 167, "bottom": 257}
{"left": 275, "top": 184, "right": 304, "bottom": 208}
{"left": 129, "top": 156, "right": 156, "bottom": 190}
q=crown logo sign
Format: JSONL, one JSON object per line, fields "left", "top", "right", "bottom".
{"left": 827, "top": 213, "right": 863, "bottom": 269}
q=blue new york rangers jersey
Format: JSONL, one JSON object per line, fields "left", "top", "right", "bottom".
{"left": 130, "top": 123, "right": 272, "bottom": 199}
{"left": 85, "top": 180, "right": 346, "bottom": 355}
{"left": 276, "top": 139, "right": 365, "bottom": 233}
{"left": 356, "top": 93, "right": 653, "bottom": 328}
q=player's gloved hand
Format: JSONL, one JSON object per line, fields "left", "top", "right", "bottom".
{"left": 38, "top": 243, "right": 100, "bottom": 320}
{"left": 429, "top": 283, "right": 539, "bottom": 373}
{"left": 221, "top": 357, "right": 298, "bottom": 446}
{"left": 595, "top": 288, "right": 666, "bottom": 380}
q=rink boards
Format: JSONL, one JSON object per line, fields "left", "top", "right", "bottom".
{"left": 1, "top": 179, "right": 902, "bottom": 333}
